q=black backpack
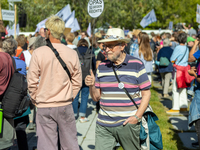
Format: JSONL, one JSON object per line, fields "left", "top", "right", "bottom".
{"left": 2, "top": 57, "right": 29, "bottom": 119}
{"left": 74, "top": 48, "right": 94, "bottom": 80}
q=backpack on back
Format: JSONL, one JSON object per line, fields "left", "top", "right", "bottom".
{"left": 2, "top": 57, "right": 29, "bottom": 119}
{"left": 75, "top": 48, "right": 94, "bottom": 80}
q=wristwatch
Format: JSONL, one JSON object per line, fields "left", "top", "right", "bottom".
{"left": 133, "top": 115, "right": 142, "bottom": 122}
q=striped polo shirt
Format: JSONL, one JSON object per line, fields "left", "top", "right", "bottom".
{"left": 95, "top": 54, "right": 151, "bottom": 127}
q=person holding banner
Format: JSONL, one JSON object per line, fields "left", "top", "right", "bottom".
{"left": 85, "top": 28, "right": 151, "bottom": 150}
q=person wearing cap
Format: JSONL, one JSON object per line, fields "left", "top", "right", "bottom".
{"left": 187, "top": 36, "right": 196, "bottom": 51}
{"left": 85, "top": 28, "right": 151, "bottom": 150}
{"left": 157, "top": 38, "right": 173, "bottom": 98}
{"left": 27, "top": 16, "right": 82, "bottom": 149}
{"left": 130, "top": 29, "right": 141, "bottom": 56}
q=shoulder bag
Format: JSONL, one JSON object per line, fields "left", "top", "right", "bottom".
{"left": 112, "top": 65, "right": 163, "bottom": 150}
{"left": 46, "top": 39, "right": 71, "bottom": 81}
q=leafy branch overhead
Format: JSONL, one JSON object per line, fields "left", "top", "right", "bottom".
{"left": 0, "top": 0, "right": 199, "bottom": 31}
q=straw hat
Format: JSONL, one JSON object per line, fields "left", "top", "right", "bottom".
{"left": 95, "top": 32, "right": 102, "bottom": 38}
{"left": 132, "top": 29, "right": 141, "bottom": 36}
{"left": 28, "top": 37, "right": 37, "bottom": 48}
{"left": 98, "top": 28, "right": 130, "bottom": 43}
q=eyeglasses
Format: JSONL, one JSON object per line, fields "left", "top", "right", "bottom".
{"left": 44, "top": 28, "right": 49, "bottom": 32}
{"left": 103, "top": 43, "right": 122, "bottom": 50}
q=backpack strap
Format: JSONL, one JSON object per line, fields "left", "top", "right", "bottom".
{"left": 18, "top": 50, "right": 24, "bottom": 58}
{"left": 11, "top": 56, "right": 16, "bottom": 70}
{"left": 46, "top": 39, "right": 72, "bottom": 81}
{"left": 74, "top": 48, "right": 84, "bottom": 60}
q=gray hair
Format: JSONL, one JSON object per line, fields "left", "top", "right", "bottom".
{"left": 2, "top": 38, "right": 18, "bottom": 55}
{"left": 32, "top": 36, "right": 46, "bottom": 50}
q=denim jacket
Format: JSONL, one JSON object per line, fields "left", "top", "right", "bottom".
{"left": 188, "top": 81, "right": 200, "bottom": 126}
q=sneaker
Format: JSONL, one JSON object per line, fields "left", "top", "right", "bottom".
{"left": 166, "top": 109, "right": 179, "bottom": 114}
{"left": 180, "top": 108, "right": 188, "bottom": 112}
{"left": 163, "top": 94, "right": 169, "bottom": 98}
{"left": 192, "top": 141, "right": 199, "bottom": 148}
{"left": 79, "top": 117, "right": 89, "bottom": 123}
{"left": 28, "top": 122, "right": 34, "bottom": 130}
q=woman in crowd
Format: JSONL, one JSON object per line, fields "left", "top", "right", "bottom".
{"left": 157, "top": 38, "right": 174, "bottom": 97}
{"left": 168, "top": 32, "right": 189, "bottom": 114}
{"left": 133, "top": 32, "right": 153, "bottom": 82}
{"left": 72, "top": 39, "right": 96, "bottom": 122}
{"left": 15, "top": 35, "right": 26, "bottom": 57}
{"left": 2, "top": 38, "right": 30, "bottom": 150}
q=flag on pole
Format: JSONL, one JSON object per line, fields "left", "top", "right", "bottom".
{"left": 87, "top": 23, "right": 91, "bottom": 37}
{"left": 140, "top": 9, "right": 157, "bottom": 28}
{"left": 168, "top": 21, "right": 173, "bottom": 30}
{"left": 56, "top": 4, "right": 71, "bottom": 22}
{"left": 7, "top": 24, "right": 19, "bottom": 36}
{"left": 65, "top": 10, "right": 75, "bottom": 28}
{"left": 71, "top": 18, "right": 80, "bottom": 32}
{"left": 197, "top": 4, "right": 200, "bottom": 23}
{"left": 35, "top": 18, "right": 47, "bottom": 34}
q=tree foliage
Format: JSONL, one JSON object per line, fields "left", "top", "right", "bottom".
{"left": 0, "top": 0, "right": 200, "bottom": 32}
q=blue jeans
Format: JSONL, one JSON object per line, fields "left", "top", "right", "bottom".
{"left": 72, "top": 81, "right": 89, "bottom": 117}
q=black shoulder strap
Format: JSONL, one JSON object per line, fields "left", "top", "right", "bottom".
{"left": 74, "top": 48, "right": 83, "bottom": 59}
{"left": 46, "top": 39, "right": 71, "bottom": 81}
{"left": 112, "top": 65, "right": 139, "bottom": 109}
{"left": 11, "top": 57, "right": 16, "bottom": 70}
{"left": 178, "top": 46, "right": 188, "bottom": 64}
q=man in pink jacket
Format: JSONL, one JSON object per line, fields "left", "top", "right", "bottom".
{"left": 27, "top": 16, "right": 82, "bottom": 150}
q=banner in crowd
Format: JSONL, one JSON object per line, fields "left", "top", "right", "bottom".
{"left": 7, "top": 24, "right": 19, "bottom": 36}
{"left": 197, "top": 4, "right": 200, "bottom": 23}
{"left": 168, "top": 21, "right": 173, "bottom": 30}
{"left": 87, "top": 23, "right": 91, "bottom": 37}
{"left": 140, "top": 9, "right": 157, "bottom": 28}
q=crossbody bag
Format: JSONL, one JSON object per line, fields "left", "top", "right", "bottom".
{"left": 112, "top": 65, "right": 163, "bottom": 150}
{"left": 46, "top": 39, "right": 71, "bottom": 81}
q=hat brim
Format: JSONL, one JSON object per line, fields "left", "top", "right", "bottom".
{"left": 98, "top": 38, "right": 130, "bottom": 43}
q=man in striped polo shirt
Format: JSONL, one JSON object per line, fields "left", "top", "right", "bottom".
{"left": 85, "top": 28, "right": 151, "bottom": 150}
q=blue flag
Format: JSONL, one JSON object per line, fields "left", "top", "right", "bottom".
{"left": 140, "top": 9, "right": 157, "bottom": 28}
{"left": 168, "top": 21, "right": 173, "bottom": 30}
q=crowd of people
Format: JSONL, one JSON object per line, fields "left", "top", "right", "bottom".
{"left": 1, "top": 16, "right": 200, "bottom": 149}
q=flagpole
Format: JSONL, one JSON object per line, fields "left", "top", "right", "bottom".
{"left": 90, "top": 19, "right": 95, "bottom": 71}
{"left": 14, "top": 4, "right": 17, "bottom": 39}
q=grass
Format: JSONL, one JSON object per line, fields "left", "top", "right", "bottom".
{"left": 117, "top": 87, "right": 187, "bottom": 150}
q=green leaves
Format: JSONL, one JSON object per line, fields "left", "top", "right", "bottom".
{"left": 0, "top": 0, "right": 199, "bottom": 32}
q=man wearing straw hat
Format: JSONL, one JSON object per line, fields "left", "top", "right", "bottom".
{"left": 27, "top": 16, "right": 82, "bottom": 149}
{"left": 85, "top": 28, "right": 151, "bottom": 150}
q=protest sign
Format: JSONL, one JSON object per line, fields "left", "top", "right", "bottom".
{"left": 2, "top": 9, "right": 15, "bottom": 21}
{"left": 87, "top": 0, "right": 104, "bottom": 18}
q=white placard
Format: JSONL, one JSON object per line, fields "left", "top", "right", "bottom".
{"left": 2, "top": 9, "right": 15, "bottom": 21}
{"left": 87, "top": 0, "right": 104, "bottom": 18}
{"left": 7, "top": 0, "right": 22, "bottom": 2}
